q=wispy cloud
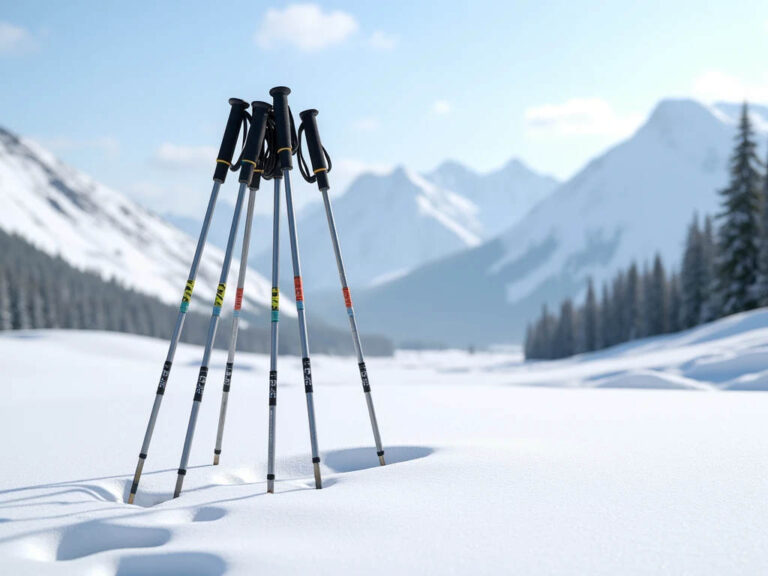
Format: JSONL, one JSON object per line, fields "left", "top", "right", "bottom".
{"left": 369, "top": 31, "right": 398, "bottom": 51}
{"left": 691, "top": 70, "right": 768, "bottom": 104}
{"left": 153, "top": 143, "right": 217, "bottom": 169}
{"left": 0, "top": 21, "right": 33, "bottom": 55}
{"left": 43, "top": 136, "right": 120, "bottom": 157}
{"left": 524, "top": 98, "right": 642, "bottom": 137}
{"left": 432, "top": 100, "right": 451, "bottom": 115}
{"left": 255, "top": 4, "right": 358, "bottom": 51}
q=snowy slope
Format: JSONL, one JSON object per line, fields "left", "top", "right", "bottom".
{"left": 3, "top": 310, "right": 768, "bottom": 574}
{"left": 343, "top": 99, "right": 768, "bottom": 345}
{"left": 0, "top": 126, "right": 293, "bottom": 317}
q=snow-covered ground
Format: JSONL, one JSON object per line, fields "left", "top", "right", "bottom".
{"left": 3, "top": 310, "right": 768, "bottom": 574}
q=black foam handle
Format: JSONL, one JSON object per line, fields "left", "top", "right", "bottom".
{"left": 269, "top": 86, "right": 293, "bottom": 170}
{"left": 214, "top": 98, "right": 250, "bottom": 182}
{"left": 248, "top": 170, "right": 262, "bottom": 190}
{"left": 299, "top": 109, "right": 330, "bottom": 190}
{"left": 239, "top": 101, "right": 271, "bottom": 184}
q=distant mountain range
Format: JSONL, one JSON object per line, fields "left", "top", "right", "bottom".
{"left": 168, "top": 158, "right": 558, "bottom": 292}
{"left": 326, "top": 100, "right": 768, "bottom": 346}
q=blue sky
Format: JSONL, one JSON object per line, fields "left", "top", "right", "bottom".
{"left": 2, "top": 1, "right": 768, "bottom": 216}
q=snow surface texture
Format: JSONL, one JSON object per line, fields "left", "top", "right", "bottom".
{"left": 0, "top": 127, "right": 294, "bottom": 317}
{"left": 346, "top": 100, "right": 768, "bottom": 345}
{"left": 3, "top": 310, "right": 768, "bottom": 574}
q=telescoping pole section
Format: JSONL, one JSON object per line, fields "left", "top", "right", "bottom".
{"left": 213, "top": 102, "right": 271, "bottom": 466}
{"left": 270, "top": 86, "right": 323, "bottom": 489}
{"left": 127, "top": 98, "right": 249, "bottom": 504}
{"left": 267, "top": 173, "right": 281, "bottom": 494}
{"left": 174, "top": 102, "right": 270, "bottom": 498}
{"left": 299, "top": 108, "right": 386, "bottom": 466}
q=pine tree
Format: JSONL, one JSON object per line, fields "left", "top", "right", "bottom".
{"left": 600, "top": 283, "right": 612, "bottom": 347}
{"left": 555, "top": 299, "right": 576, "bottom": 358}
{"left": 681, "top": 214, "right": 705, "bottom": 328}
{"left": 647, "top": 254, "right": 668, "bottom": 336}
{"left": 700, "top": 215, "right": 720, "bottom": 322}
{"left": 625, "top": 263, "right": 642, "bottom": 340}
{"left": 668, "top": 273, "right": 682, "bottom": 333}
{"left": 758, "top": 138, "right": 768, "bottom": 305}
{"left": 0, "top": 270, "right": 11, "bottom": 330}
{"left": 717, "top": 102, "right": 762, "bottom": 315}
{"left": 583, "top": 278, "right": 598, "bottom": 352}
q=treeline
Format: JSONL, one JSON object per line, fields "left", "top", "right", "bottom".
{"left": 526, "top": 102, "right": 768, "bottom": 360}
{"left": 0, "top": 228, "right": 393, "bottom": 356}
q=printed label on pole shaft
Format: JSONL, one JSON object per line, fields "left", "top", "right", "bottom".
{"left": 234, "top": 288, "right": 244, "bottom": 310}
{"left": 182, "top": 280, "right": 195, "bottom": 303}
{"left": 294, "top": 277, "right": 304, "bottom": 302}
{"left": 271, "top": 288, "right": 279, "bottom": 310}
{"left": 302, "top": 357, "right": 313, "bottom": 393}
{"left": 215, "top": 283, "right": 226, "bottom": 307}
{"left": 269, "top": 370, "right": 277, "bottom": 405}
{"left": 194, "top": 367, "right": 208, "bottom": 401}
{"left": 343, "top": 287, "right": 353, "bottom": 308}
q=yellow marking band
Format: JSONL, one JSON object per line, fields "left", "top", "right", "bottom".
{"left": 242, "top": 159, "right": 258, "bottom": 167}
{"left": 253, "top": 169, "right": 264, "bottom": 174}
{"left": 277, "top": 147, "right": 292, "bottom": 154}
{"left": 216, "top": 159, "right": 231, "bottom": 166}
{"left": 313, "top": 167, "right": 327, "bottom": 174}
{"left": 214, "top": 283, "right": 226, "bottom": 307}
{"left": 182, "top": 280, "right": 195, "bottom": 303}
{"left": 271, "top": 288, "right": 279, "bottom": 311}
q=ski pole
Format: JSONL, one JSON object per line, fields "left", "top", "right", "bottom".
{"left": 270, "top": 86, "right": 322, "bottom": 489}
{"left": 266, "top": 172, "right": 281, "bottom": 493}
{"left": 173, "top": 103, "right": 270, "bottom": 498}
{"left": 213, "top": 102, "right": 271, "bottom": 465}
{"left": 127, "top": 98, "right": 249, "bottom": 504}
{"left": 298, "top": 109, "right": 386, "bottom": 466}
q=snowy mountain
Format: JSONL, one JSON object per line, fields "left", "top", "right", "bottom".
{"left": 177, "top": 159, "right": 558, "bottom": 292}
{"left": 0, "top": 126, "right": 292, "bottom": 317}
{"left": 336, "top": 99, "right": 768, "bottom": 346}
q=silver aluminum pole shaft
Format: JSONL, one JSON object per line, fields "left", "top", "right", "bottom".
{"left": 174, "top": 181, "right": 248, "bottom": 498}
{"left": 213, "top": 184, "right": 258, "bottom": 465}
{"left": 320, "top": 189, "right": 386, "bottom": 465}
{"left": 284, "top": 170, "right": 322, "bottom": 489}
{"left": 128, "top": 180, "right": 221, "bottom": 504}
{"left": 267, "top": 177, "right": 281, "bottom": 493}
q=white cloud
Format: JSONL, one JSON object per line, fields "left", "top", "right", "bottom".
{"left": 0, "top": 21, "right": 31, "bottom": 55}
{"left": 524, "top": 98, "right": 642, "bottom": 137}
{"left": 255, "top": 4, "right": 358, "bottom": 51}
{"left": 691, "top": 70, "right": 768, "bottom": 104}
{"left": 43, "top": 136, "right": 120, "bottom": 157}
{"left": 352, "top": 116, "right": 380, "bottom": 132}
{"left": 153, "top": 143, "right": 217, "bottom": 169}
{"left": 369, "top": 31, "right": 398, "bottom": 51}
{"left": 432, "top": 100, "right": 451, "bottom": 115}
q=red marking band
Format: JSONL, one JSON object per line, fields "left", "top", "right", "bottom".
{"left": 234, "top": 288, "right": 244, "bottom": 310}
{"left": 294, "top": 277, "right": 304, "bottom": 302}
{"left": 343, "top": 287, "right": 353, "bottom": 308}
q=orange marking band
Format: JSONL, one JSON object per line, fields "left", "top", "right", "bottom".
{"left": 294, "top": 277, "right": 304, "bottom": 302}
{"left": 234, "top": 288, "right": 244, "bottom": 310}
{"left": 343, "top": 287, "right": 353, "bottom": 308}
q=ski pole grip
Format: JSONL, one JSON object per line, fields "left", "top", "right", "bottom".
{"left": 239, "top": 101, "right": 271, "bottom": 184}
{"left": 214, "top": 98, "right": 250, "bottom": 182}
{"left": 299, "top": 109, "right": 330, "bottom": 190}
{"left": 269, "top": 86, "right": 293, "bottom": 170}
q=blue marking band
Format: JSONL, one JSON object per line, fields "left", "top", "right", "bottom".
{"left": 271, "top": 310, "right": 279, "bottom": 322}
{"left": 180, "top": 301, "right": 189, "bottom": 313}
{"left": 233, "top": 310, "right": 240, "bottom": 318}
{"left": 213, "top": 306, "right": 222, "bottom": 317}
{"left": 347, "top": 307, "right": 354, "bottom": 317}
{"left": 297, "top": 301, "right": 304, "bottom": 311}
